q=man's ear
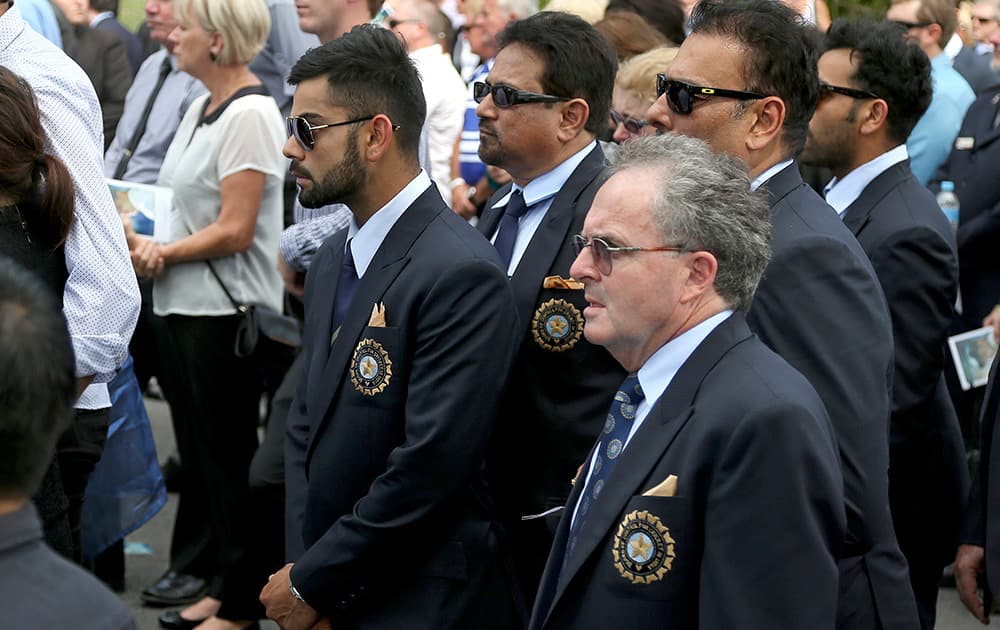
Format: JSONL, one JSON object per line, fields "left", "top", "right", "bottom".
{"left": 681, "top": 251, "right": 718, "bottom": 303}
{"left": 363, "top": 114, "right": 396, "bottom": 162}
{"left": 859, "top": 98, "right": 889, "bottom": 137}
{"left": 745, "top": 96, "right": 785, "bottom": 153}
{"left": 556, "top": 98, "right": 591, "bottom": 143}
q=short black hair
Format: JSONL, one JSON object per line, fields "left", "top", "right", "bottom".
{"left": 288, "top": 25, "right": 425, "bottom": 158}
{"left": 0, "top": 261, "right": 75, "bottom": 498}
{"left": 689, "top": 0, "right": 820, "bottom": 157}
{"left": 89, "top": 0, "right": 119, "bottom": 13}
{"left": 824, "top": 19, "right": 931, "bottom": 143}
{"left": 498, "top": 11, "right": 618, "bottom": 136}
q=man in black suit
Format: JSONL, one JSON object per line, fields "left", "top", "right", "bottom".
{"left": 87, "top": 0, "right": 143, "bottom": 76}
{"left": 647, "top": 1, "right": 917, "bottom": 627}
{"left": 473, "top": 11, "right": 627, "bottom": 609}
{"left": 530, "top": 134, "right": 845, "bottom": 630}
{"left": 261, "top": 26, "right": 520, "bottom": 630}
{"left": 801, "top": 19, "right": 965, "bottom": 629}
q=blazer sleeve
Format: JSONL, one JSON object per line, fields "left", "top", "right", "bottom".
{"left": 290, "top": 257, "right": 518, "bottom": 610}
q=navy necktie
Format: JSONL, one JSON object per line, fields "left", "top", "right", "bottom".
{"left": 332, "top": 239, "right": 358, "bottom": 334}
{"left": 492, "top": 190, "right": 530, "bottom": 271}
{"left": 562, "top": 374, "right": 645, "bottom": 572}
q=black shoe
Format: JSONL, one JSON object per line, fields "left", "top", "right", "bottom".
{"left": 141, "top": 570, "right": 207, "bottom": 607}
{"left": 158, "top": 610, "right": 207, "bottom": 630}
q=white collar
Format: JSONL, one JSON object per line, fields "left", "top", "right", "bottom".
{"left": 750, "top": 158, "right": 794, "bottom": 191}
{"left": 346, "top": 170, "right": 432, "bottom": 277}
{"left": 823, "top": 144, "right": 909, "bottom": 216}
{"left": 944, "top": 33, "right": 965, "bottom": 62}
{"left": 491, "top": 141, "right": 598, "bottom": 209}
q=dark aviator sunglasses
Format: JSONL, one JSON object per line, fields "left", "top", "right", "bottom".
{"left": 656, "top": 74, "right": 766, "bottom": 115}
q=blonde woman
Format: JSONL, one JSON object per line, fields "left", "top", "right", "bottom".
{"left": 126, "top": 0, "right": 285, "bottom": 628}
{"left": 610, "top": 46, "right": 677, "bottom": 143}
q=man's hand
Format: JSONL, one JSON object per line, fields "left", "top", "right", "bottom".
{"left": 260, "top": 563, "right": 320, "bottom": 630}
{"left": 955, "top": 544, "right": 989, "bottom": 624}
{"left": 130, "top": 237, "right": 164, "bottom": 278}
{"left": 984, "top": 305, "right": 1000, "bottom": 343}
{"left": 278, "top": 254, "right": 305, "bottom": 297}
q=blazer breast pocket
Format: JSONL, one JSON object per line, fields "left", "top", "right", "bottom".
{"left": 346, "top": 326, "right": 404, "bottom": 409}
{"left": 530, "top": 285, "right": 587, "bottom": 354}
{"left": 600, "top": 494, "right": 701, "bottom": 603}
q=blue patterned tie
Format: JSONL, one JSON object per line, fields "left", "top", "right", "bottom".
{"left": 332, "top": 239, "right": 358, "bottom": 334}
{"left": 562, "top": 374, "right": 645, "bottom": 572}
{"left": 492, "top": 190, "right": 529, "bottom": 271}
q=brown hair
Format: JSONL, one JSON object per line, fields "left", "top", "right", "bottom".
{"left": 0, "top": 67, "right": 74, "bottom": 246}
{"left": 595, "top": 10, "right": 670, "bottom": 60}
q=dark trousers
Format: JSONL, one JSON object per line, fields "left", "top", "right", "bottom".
{"left": 155, "top": 314, "right": 263, "bottom": 618}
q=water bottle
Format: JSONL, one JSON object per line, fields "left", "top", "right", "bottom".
{"left": 937, "top": 180, "right": 960, "bottom": 234}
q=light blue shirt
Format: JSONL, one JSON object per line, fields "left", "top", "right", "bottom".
{"left": 489, "top": 141, "right": 598, "bottom": 276}
{"left": 907, "top": 53, "right": 975, "bottom": 185}
{"left": 823, "top": 144, "right": 909, "bottom": 216}
{"left": 347, "top": 170, "right": 433, "bottom": 278}
{"left": 750, "top": 158, "right": 794, "bottom": 191}
{"left": 13, "top": 0, "right": 60, "bottom": 48}
{"left": 1, "top": 4, "right": 141, "bottom": 407}
{"left": 105, "top": 49, "right": 207, "bottom": 184}
{"left": 571, "top": 310, "right": 734, "bottom": 526}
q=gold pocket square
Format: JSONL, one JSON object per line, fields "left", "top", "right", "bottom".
{"left": 543, "top": 275, "right": 584, "bottom": 290}
{"left": 368, "top": 303, "right": 386, "bottom": 327}
{"left": 642, "top": 474, "right": 678, "bottom": 497}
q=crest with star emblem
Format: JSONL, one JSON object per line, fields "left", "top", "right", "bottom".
{"left": 351, "top": 338, "right": 392, "bottom": 396}
{"left": 531, "top": 298, "right": 583, "bottom": 352}
{"left": 612, "top": 510, "right": 675, "bottom": 584}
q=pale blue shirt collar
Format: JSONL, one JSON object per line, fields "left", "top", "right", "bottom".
{"left": 347, "top": 170, "right": 432, "bottom": 277}
{"left": 90, "top": 11, "right": 114, "bottom": 27}
{"left": 823, "top": 144, "right": 908, "bottom": 216}
{"left": 491, "top": 140, "right": 598, "bottom": 209}
{"left": 750, "top": 158, "right": 794, "bottom": 191}
{"left": 944, "top": 33, "right": 964, "bottom": 63}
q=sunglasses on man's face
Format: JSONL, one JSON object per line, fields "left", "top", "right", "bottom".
{"left": 572, "top": 234, "right": 685, "bottom": 276}
{"left": 819, "top": 82, "right": 881, "bottom": 101}
{"left": 473, "top": 81, "right": 571, "bottom": 109}
{"left": 890, "top": 19, "right": 932, "bottom": 29}
{"left": 609, "top": 109, "right": 648, "bottom": 135}
{"left": 285, "top": 115, "right": 375, "bottom": 152}
{"left": 655, "top": 74, "right": 767, "bottom": 115}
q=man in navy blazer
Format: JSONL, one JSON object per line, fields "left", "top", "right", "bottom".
{"left": 530, "top": 134, "right": 845, "bottom": 630}
{"left": 474, "top": 11, "right": 627, "bottom": 609}
{"left": 801, "top": 19, "right": 965, "bottom": 629}
{"left": 261, "top": 26, "right": 520, "bottom": 630}
{"left": 647, "top": 1, "right": 917, "bottom": 627}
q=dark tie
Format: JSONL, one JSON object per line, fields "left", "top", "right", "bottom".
{"left": 562, "top": 374, "right": 645, "bottom": 573}
{"left": 492, "top": 190, "right": 530, "bottom": 271}
{"left": 112, "top": 56, "right": 172, "bottom": 180}
{"left": 331, "top": 239, "right": 359, "bottom": 335}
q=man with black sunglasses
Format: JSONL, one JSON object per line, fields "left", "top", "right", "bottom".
{"left": 472, "top": 10, "right": 627, "bottom": 613}
{"left": 801, "top": 19, "right": 964, "bottom": 630}
{"left": 647, "top": 1, "right": 918, "bottom": 628}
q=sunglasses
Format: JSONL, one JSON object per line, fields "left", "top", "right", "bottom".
{"left": 819, "top": 83, "right": 881, "bottom": 100}
{"left": 388, "top": 17, "right": 423, "bottom": 28}
{"left": 656, "top": 74, "right": 766, "bottom": 115}
{"left": 473, "top": 81, "right": 571, "bottom": 109}
{"left": 572, "top": 234, "right": 685, "bottom": 275}
{"left": 890, "top": 19, "right": 932, "bottom": 29}
{"left": 286, "top": 115, "right": 375, "bottom": 152}
{"left": 609, "top": 110, "right": 648, "bottom": 135}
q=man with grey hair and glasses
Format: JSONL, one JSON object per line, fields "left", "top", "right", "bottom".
{"left": 529, "top": 133, "right": 845, "bottom": 630}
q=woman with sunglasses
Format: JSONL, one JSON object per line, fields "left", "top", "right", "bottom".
{"left": 125, "top": 0, "right": 285, "bottom": 628}
{"left": 609, "top": 46, "right": 677, "bottom": 144}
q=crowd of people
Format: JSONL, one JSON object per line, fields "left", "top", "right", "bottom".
{"left": 4, "top": 0, "right": 1000, "bottom": 628}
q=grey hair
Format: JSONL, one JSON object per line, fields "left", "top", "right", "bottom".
{"left": 606, "top": 134, "right": 772, "bottom": 313}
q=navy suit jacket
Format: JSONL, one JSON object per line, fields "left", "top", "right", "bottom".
{"left": 932, "top": 86, "right": 1000, "bottom": 327}
{"left": 842, "top": 160, "right": 967, "bottom": 574}
{"left": 953, "top": 45, "right": 999, "bottom": 94}
{"left": 529, "top": 313, "right": 845, "bottom": 630}
{"left": 94, "top": 16, "right": 143, "bottom": 76}
{"left": 751, "top": 163, "right": 918, "bottom": 628}
{"left": 284, "top": 184, "right": 520, "bottom": 628}
{"left": 478, "top": 144, "right": 625, "bottom": 536}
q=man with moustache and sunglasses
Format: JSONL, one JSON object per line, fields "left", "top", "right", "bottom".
{"left": 646, "top": 1, "right": 917, "bottom": 628}
{"left": 473, "top": 10, "right": 627, "bottom": 613}
{"left": 261, "top": 25, "right": 520, "bottom": 630}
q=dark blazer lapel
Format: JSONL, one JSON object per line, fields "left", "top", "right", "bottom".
{"left": 841, "top": 161, "right": 911, "bottom": 236}
{"left": 509, "top": 145, "right": 605, "bottom": 339}
{"left": 306, "top": 188, "right": 444, "bottom": 460}
{"left": 544, "top": 313, "right": 753, "bottom": 621}
{"left": 305, "top": 230, "right": 348, "bottom": 414}
{"left": 759, "top": 162, "right": 804, "bottom": 210}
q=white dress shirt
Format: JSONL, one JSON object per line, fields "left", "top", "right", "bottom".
{"left": 1, "top": 4, "right": 140, "bottom": 408}
{"left": 489, "top": 141, "right": 598, "bottom": 276}
{"left": 823, "top": 144, "right": 909, "bottom": 216}
{"left": 347, "top": 171, "right": 433, "bottom": 277}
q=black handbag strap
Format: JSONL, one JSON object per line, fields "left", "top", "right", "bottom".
{"left": 176, "top": 214, "right": 246, "bottom": 313}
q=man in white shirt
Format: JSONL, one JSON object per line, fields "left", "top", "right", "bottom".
{"left": 801, "top": 18, "right": 964, "bottom": 630}
{"left": 389, "top": 0, "right": 467, "bottom": 203}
